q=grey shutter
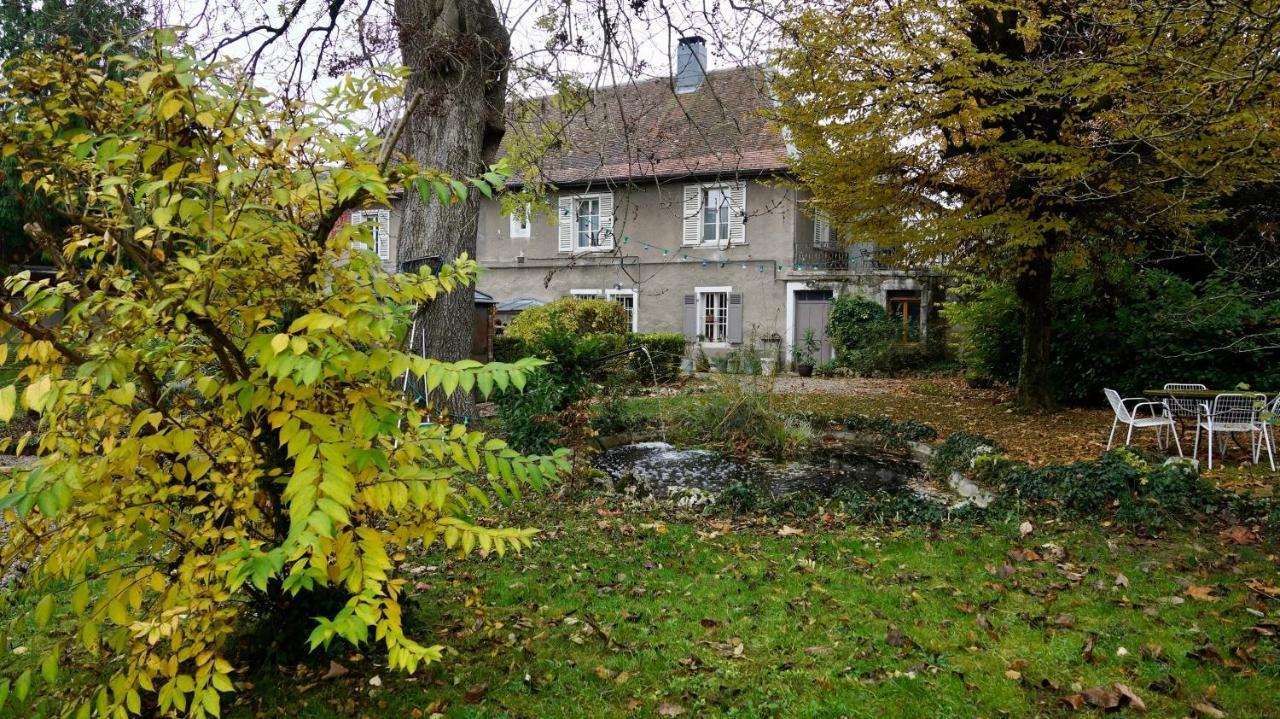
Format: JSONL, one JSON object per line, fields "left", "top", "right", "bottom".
{"left": 726, "top": 293, "right": 743, "bottom": 344}
{"left": 682, "top": 185, "right": 701, "bottom": 245}
{"left": 682, "top": 294, "right": 697, "bottom": 339}
{"left": 728, "top": 182, "right": 746, "bottom": 245}
{"left": 597, "top": 192, "right": 614, "bottom": 249}
{"left": 558, "top": 196, "right": 574, "bottom": 252}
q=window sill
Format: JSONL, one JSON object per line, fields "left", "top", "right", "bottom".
{"left": 699, "top": 342, "right": 733, "bottom": 349}
{"left": 683, "top": 242, "right": 748, "bottom": 249}
{"left": 566, "top": 246, "right": 614, "bottom": 254}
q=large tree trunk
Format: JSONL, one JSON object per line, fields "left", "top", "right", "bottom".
{"left": 1014, "top": 246, "right": 1056, "bottom": 412}
{"left": 394, "top": 0, "right": 509, "bottom": 418}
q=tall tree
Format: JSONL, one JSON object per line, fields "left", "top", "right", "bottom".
{"left": 393, "top": 0, "right": 510, "bottom": 417}
{"left": 772, "top": 0, "right": 1280, "bottom": 410}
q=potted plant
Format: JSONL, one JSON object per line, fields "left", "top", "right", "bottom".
{"left": 793, "top": 328, "right": 820, "bottom": 377}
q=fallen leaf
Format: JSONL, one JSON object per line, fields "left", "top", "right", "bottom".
{"left": 1244, "top": 578, "right": 1280, "bottom": 599}
{"left": 320, "top": 661, "right": 349, "bottom": 680}
{"left": 1191, "top": 699, "right": 1226, "bottom": 718}
{"left": 1220, "top": 526, "right": 1257, "bottom": 545}
{"left": 1061, "top": 694, "right": 1086, "bottom": 710}
{"left": 777, "top": 525, "right": 804, "bottom": 537}
{"left": 1114, "top": 683, "right": 1147, "bottom": 711}
{"left": 886, "top": 626, "right": 907, "bottom": 647}
{"left": 1081, "top": 685, "right": 1120, "bottom": 710}
{"left": 1185, "top": 585, "right": 1221, "bottom": 602}
{"left": 463, "top": 683, "right": 488, "bottom": 703}
{"left": 594, "top": 666, "right": 615, "bottom": 681}
{"left": 1019, "top": 520, "right": 1034, "bottom": 537}
{"left": 1082, "top": 635, "right": 1099, "bottom": 663}
{"left": 804, "top": 645, "right": 833, "bottom": 657}
{"left": 368, "top": 675, "right": 382, "bottom": 687}
{"left": 657, "top": 702, "right": 687, "bottom": 717}
{"left": 1005, "top": 670, "right": 1022, "bottom": 681}
{"left": 1115, "top": 573, "right": 1130, "bottom": 588}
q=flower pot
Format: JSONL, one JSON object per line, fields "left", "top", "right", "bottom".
{"left": 797, "top": 364, "right": 814, "bottom": 377}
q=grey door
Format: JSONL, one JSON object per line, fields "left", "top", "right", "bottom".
{"left": 794, "top": 290, "right": 834, "bottom": 364}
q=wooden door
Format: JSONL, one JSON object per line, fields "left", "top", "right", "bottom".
{"left": 794, "top": 290, "right": 834, "bottom": 364}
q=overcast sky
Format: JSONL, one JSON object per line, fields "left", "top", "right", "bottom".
{"left": 163, "top": 0, "right": 779, "bottom": 103}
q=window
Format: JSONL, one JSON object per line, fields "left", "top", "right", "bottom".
{"left": 350, "top": 209, "right": 390, "bottom": 260}
{"left": 699, "top": 289, "right": 729, "bottom": 343}
{"left": 570, "top": 289, "right": 603, "bottom": 300}
{"left": 509, "top": 204, "right": 530, "bottom": 238}
{"left": 683, "top": 182, "right": 745, "bottom": 246}
{"left": 558, "top": 192, "right": 613, "bottom": 252}
{"left": 607, "top": 289, "right": 638, "bottom": 332}
{"left": 886, "top": 290, "right": 922, "bottom": 343}
{"left": 575, "top": 197, "right": 601, "bottom": 249}
{"left": 702, "top": 187, "right": 731, "bottom": 243}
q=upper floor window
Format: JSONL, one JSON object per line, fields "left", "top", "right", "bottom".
{"left": 702, "top": 188, "right": 731, "bottom": 243}
{"left": 683, "top": 182, "right": 745, "bottom": 246}
{"left": 575, "top": 197, "right": 600, "bottom": 249}
{"left": 509, "top": 204, "right": 530, "bottom": 238}
{"left": 558, "top": 192, "right": 614, "bottom": 252}
{"left": 350, "top": 209, "right": 390, "bottom": 260}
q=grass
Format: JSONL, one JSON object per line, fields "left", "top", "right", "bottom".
{"left": 197, "top": 500, "right": 1280, "bottom": 718}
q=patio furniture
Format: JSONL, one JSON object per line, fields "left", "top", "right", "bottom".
{"left": 1192, "top": 393, "right": 1271, "bottom": 470}
{"left": 1161, "top": 382, "right": 1207, "bottom": 442}
{"left": 1104, "top": 388, "right": 1182, "bottom": 456}
{"left": 1256, "top": 394, "right": 1279, "bottom": 471}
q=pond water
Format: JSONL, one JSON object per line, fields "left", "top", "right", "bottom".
{"left": 594, "top": 441, "right": 926, "bottom": 499}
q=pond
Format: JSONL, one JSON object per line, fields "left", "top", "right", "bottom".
{"left": 594, "top": 441, "right": 934, "bottom": 500}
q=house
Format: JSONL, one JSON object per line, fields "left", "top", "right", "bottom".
{"left": 382, "top": 36, "right": 946, "bottom": 364}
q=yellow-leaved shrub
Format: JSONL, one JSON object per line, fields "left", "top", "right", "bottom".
{"left": 0, "top": 35, "right": 567, "bottom": 717}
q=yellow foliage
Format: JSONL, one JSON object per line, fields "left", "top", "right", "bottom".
{"left": 0, "top": 36, "right": 566, "bottom": 717}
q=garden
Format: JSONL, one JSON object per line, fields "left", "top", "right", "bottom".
{"left": 1, "top": 2, "right": 1279, "bottom": 717}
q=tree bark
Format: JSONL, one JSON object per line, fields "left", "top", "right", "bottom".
{"left": 393, "top": 0, "right": 509, "bottom": 418}
{"left": 1014, "top": 246, "right": 1056, "bottom": 412}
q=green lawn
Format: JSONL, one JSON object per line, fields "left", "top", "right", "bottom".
{"left": 215, "top": 500, "right": 1280, "bottom": 718}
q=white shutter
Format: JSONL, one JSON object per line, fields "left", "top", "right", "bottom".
{"left": 377, "top": 208, "right": 391, "bottom": 259}
{"left": 558, "top": 195, "right": 573, "bottom": 252}
{"left": 728, "top": 181, "right": 746, "bottom": 245}
{"left": 682, "top": 185, "right": 701, "bottom": 245}
{"left": 813, "top": 211, "right": 830, "bottom": 248}
{"left": 597, "top": 192, "right": 614, "bottom": 249}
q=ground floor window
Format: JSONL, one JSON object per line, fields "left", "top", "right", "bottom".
{"left": 886, "top": 290, "right": 922, "bottom": 342}
{"left": 606, "top": 289, "right": 638, "bottom": 332}
{"left": 569, "top": 289, "right": 603, "bottom": 300}
{"left": 699, "top": 290, "right": 729, "bottom": 343}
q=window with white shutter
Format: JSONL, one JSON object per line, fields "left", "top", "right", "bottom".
{"left": 351, "top": 208, "right": 391, "bottom": 260}
{"left": 558, "top": 192, "right": 614, "bottom": 252}
{"left": 685, "top": 182, "right": 747, "bottom": 246}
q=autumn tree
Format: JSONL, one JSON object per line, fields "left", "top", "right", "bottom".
{"left": 0, "top": 39, "right": 565, "bottom": 716}
{"left": 772, "top": 0, "right": 1280, "bottom": 409}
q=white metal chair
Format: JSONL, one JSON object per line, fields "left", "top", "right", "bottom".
{"left": 1104, "top": 388, "right": 1182, "bottom": 456}
{"left": 1254, "top": 394, "right": 1278, "bottom": 471}
{"left": 1161, "top": 382, "right": 1207, "bottom": 445}
{"left": 1192, "top": 393, "right": 1270, "bottom": 470}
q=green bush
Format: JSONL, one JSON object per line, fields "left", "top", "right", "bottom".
{"left": 947, "top": 267, "right": 1280, "bottom": 403}
{"left": 504, "top": 297, "right": 629, "bottom": 343}
{"left": 495, "top": 369, "right": 566, "bottom": 454}
{"left": 827, "top": 296, "right": 897, "bottom": 367}
{"left": 492, "top": 334, "right": 527, "bottom": 363}
{"left": 632, "top": 333, "right": 686, "bottom": 383}
{"left": 664, "top": 381, "right": 813, "bottom": 457}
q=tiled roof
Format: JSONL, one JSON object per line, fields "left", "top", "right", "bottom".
{"left": 508, "top": 65, "right": 789, "bottom": 186}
